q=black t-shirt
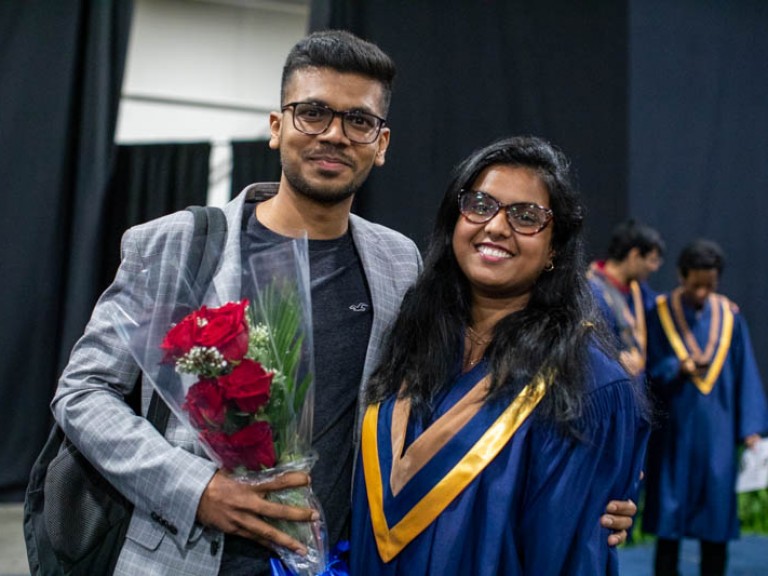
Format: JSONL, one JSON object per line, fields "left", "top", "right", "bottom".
{"left": 221, "top": 200, "right": 372, "bottom": 574}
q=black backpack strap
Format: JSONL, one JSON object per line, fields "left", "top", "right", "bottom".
{"left": 185, "top": 205, "right": 228, "bottom": 299}
{"left": 145, "top": 206, "right": 228, "bottom": 434}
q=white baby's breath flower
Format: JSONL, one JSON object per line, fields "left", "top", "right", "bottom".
{"left": 175, "top": 346, "right": 229, "bottom": 378}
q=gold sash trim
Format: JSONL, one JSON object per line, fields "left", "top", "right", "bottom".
{"left": 362, "top": 376, "right": 547, "bottom": 562}
{"left": 656, "top": 294, "right": 733, "bottom": 395}
{"left": 629, "top": 280, "right": 647, "bottom": 359}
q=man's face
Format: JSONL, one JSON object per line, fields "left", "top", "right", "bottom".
{"left": 628, "top": 247, "right": 663, "bottom": 282}
{"left": 680, "top": 268, "right": 719, "bottom": 309}
{"left": 269, "top": 67, "right": 391, "bottom": 205}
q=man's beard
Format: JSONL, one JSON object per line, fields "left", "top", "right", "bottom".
{"left": 280, "top": 150, "right": 371, "bottom": 206}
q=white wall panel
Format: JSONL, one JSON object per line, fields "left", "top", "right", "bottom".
{"left": 115, "top": 0, "right": 309, "bottom": 203}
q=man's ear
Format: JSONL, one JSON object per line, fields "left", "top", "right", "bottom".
{"left": 374, "top": 127, "right": 391, "bottom": 167}
{"left": 268, "top": 111, "right": 282, "bottom": 150}
{"left": 627, "top": 247, "right": 642, "bottom": 262}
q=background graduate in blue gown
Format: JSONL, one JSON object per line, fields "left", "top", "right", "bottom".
{"left": 587, "top": 219, "right": 665, "bottom": 378}
{"left": 644, "top": 239, "right": 768, "bottom": 576}
{"left": 350, "top": 136, "right": 651, "bottom": 575}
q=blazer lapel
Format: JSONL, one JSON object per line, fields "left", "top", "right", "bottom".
{"left": 349, "top": 216, "right": 399, "bottom": 392}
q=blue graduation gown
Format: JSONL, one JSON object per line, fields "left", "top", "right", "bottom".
{"left": 643, "top": 293, "right": 768, "bottom": 541}
{"left": 587, "top": 264, "right": 656, "bottom": 357}
{"left": 350, "top": 347, "right": 649, "bottom": 575}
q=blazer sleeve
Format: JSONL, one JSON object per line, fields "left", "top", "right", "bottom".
{"left": 52, "top": 212, "right": 218, "bottom": 547}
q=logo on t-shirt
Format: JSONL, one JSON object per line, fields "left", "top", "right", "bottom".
{"left": 349, "top": 303, "right": 369, "bottom": 312}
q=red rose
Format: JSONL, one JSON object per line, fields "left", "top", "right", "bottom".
{"left": 183, "top": 379, "right": 227, "bottom": 429}
{"left": 220, "top": 359, "right": 273, "bottom": 413}
{"left": 160, "top": 313, "right": 199, "bottom": 361}
{"left": 196, "top": 300, "right": 250, "bottom": 362}
{"left": 160, "top": 300, "right": 250, "bottom": 363}
{"left": 201, "top": 430, "right": 242, "bottom": 470}
{"left": 202, "top": 422, "right": 276, "bottom": 471}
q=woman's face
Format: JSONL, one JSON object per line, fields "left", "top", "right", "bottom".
{"left": 452, "top": 164, "right": 555, "bottom": 305}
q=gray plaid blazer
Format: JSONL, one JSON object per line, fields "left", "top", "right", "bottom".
{"left": 52, "top": 183, "right": 422, "bottom": 575}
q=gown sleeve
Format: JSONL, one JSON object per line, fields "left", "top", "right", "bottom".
{"left": 517, "top": 377, "right": 649, "bottom": 575}
{"left": 731, "top": 313, "right": 768, "bottom": 440}
{"left": 645, "top": 302, "right": 685, "bottom": 387}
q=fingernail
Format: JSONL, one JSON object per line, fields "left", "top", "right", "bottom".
{"left": 604, "top": 517, "right": 613, "bottom": 526}
{"left": 311, "top": 511, "right": 320, "bottom": 521}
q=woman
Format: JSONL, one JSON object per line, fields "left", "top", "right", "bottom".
{"left": 350, "top": 136, "right": 650, "bottom": 575}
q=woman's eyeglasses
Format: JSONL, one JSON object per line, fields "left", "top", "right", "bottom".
{"left": 458, "top": 190, "right": 553, "bottom": 235}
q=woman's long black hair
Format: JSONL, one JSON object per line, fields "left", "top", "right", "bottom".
{"left": 367, "top": 136, "right": 610, "bottom": 431}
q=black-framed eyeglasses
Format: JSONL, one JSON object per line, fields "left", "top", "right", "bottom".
{"left": 458, "top": 189, "right": 554, "bottom": 235}
{"left": 281, "top": 101, "right": 386, "bottom": 144}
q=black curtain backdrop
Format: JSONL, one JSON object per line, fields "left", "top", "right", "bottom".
{"left": 311, "top": 0, "right": 628, "bottom": 253}
{"left": 101, "top": 143, "right": 211, "bottom": 291}
{"left": 0, "top": 0, "right": 132, "bottom": 501}
{"left": 230, "top": 139, "right": 282, "bottom": 198}
{"left": 1, "top": 0, "right": 764, "bottom": 505}
{"left": 311, "top": 0, "right": 768, "bottom": 384}
{"left": 629, "top": 0, "right": 768, "bottom": 384}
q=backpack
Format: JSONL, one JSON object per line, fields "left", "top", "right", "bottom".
{"left": 23, "top": 206, "right": 227, "bottom": 576}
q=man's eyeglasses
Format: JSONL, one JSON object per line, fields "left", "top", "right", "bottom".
{"left": 281, "top": 102, "right": 386, "bottom": 144}
{"left": 458, "top": 190, "right": 554, "bottom": 235}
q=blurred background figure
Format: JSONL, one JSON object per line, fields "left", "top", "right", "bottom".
{"left": 643, "top": 239, "right": 768, "bottom": 576}
{"left": 588, "top": 219, "right": 665, "bottom": 378}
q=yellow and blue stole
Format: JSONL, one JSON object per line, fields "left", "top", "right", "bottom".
{"left": 361, "top": 369, "right": 546, "bottom": 562}
{"left": 656, "top": 293, "right": 733, "bottom": 395}
{"left": 587, "top": 264, "right": 647, "bottom": 366}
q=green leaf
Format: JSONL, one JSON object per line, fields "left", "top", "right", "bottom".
{"left": 246, "top": 280, "right": 314, "bottom": 462}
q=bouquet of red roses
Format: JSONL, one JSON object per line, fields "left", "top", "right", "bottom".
{"left": 161, "top": 299, "right": 288, "bottom": 473}
{"left": 110, "top": 237, "right": 326, "bottom": 575}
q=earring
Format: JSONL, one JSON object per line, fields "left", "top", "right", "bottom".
{"left": 544, "top": 261, "right": 555, "bottom": 272}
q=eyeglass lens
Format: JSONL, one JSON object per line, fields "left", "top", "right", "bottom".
{"left": 459, "top": 191, "right": 552, "bottom": 234}
{"left": 290, "top": 103, "right": 383, "bottom": 143}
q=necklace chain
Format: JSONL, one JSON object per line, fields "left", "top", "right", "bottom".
{"left": 466, "top": 325, "right": 492, "bottom": 346}
{"left": 464, "top": 325, "right": 492, "bottom": 370}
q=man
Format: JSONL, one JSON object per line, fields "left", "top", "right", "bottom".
{"left": 52, "top": 31, "right": 635, "bottom": 575}
{"left": 588, "top": 219, "right": 665, "bottom": 377}
{"left": 643, "top": 239, "right": 768, "bottom": 576}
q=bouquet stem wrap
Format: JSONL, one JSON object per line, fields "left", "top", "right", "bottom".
{"left": 111, "top": 235, "right": 327, "bottom": 575}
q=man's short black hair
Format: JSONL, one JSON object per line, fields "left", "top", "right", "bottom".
{"left": 281, "top": 30, "right": 396, "bottom": 114}
{"left": 606, "top": 219, "right": 666, "bottom": 261}
{"left": 677, "top": 239, "right": 725, "bottom": 277}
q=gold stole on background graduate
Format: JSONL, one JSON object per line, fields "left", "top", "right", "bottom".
{"left": 588, "top": 265, "right": 647, "bottom": 368}
{"left": 656, "top": 293, "right": 733, "bottom": 394}
{"left": 629, "top": 280, "right": 647, "bottom": 361}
